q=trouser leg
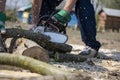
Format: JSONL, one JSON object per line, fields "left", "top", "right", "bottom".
{"left": 75, "top": 0, "right": 101, "bottom": 51}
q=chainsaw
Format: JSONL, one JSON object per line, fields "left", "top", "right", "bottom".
{"left": 33, "top": 15, "right": 68, "bottom": 43}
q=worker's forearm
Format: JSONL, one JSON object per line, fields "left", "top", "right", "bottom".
{"left": 63, "top": 0, "right": 77, "bottom": 13}
{"left": 0, "top": 0, "right": 6, "bottom": 12}
{"left": 32, "top": 0, "right": 42, "bottom": 25}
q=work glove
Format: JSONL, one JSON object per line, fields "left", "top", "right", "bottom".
{"left": 51, "top": 10, "right": 71, "bottom": 32}
{"left": 0, "top": 12, "right": 6, "bottom": 34}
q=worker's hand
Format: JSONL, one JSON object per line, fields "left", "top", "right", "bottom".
{"left": 52, "top": 10, "right": 71, "bottom": 24}
{"left": 0, "top": 12, "right": 6, "bottom": 34}
{"left": 51, "top": 10, "right": 71, "bottom": 32}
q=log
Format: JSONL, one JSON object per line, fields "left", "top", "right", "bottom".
{"left": 22, "top": 46, "right": 86, "bottom": 63}
{"left": 8, "top": 38, "right": 18, "bottom": 53}
{"left": 54, "top": 53, "right": 87, "bottom": 62}
{"left": 0, "top": 35, "right": 6, "bottom": 52}
{"left": 2, "top": 28, "right": 72, "bottom": 53}
{"left": 22, "top": 46, "right": 49, "bottom": 63}
{"left": 0, "top": 53, "right": 70, "bottom": 75}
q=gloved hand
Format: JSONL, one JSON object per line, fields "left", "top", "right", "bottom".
{"left": 0, "top": 12, "right": 6, "bottom": 34}
{"left": 51, "top": 10, "right": 71, "bottom": 32}
{"left": 53, "top": 10, "right": 71, "bottom": 24}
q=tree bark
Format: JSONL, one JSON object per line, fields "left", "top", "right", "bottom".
{"left": 0, "top": 53, "right": 70, "bottom": 75}
{"left": 54, "top": 53, "right": 87, "bottom": 62}
{"left": 2, "top": 28, "right": 72, "bottom": 53}
{"left": 8, "top": 38, "right": 18, "bottom": 53}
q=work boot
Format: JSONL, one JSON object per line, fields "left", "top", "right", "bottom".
{"left": 79, "top": 46, "right": 98, "bottom": 58}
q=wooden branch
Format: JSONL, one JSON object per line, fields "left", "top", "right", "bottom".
{"left": 8, "top": 38, "right": 18, "bottom": 53}
{"left": 54, "top": 53, "right": 87, "bottom": 62}
{"left": 2, "top": 28, "right": 72, "bottom": 53}
{"left": 0, "top": 35, "right": 6, "bottom": 52}
{"left": 0, "top": 53, "right": 70, "bottom": 75}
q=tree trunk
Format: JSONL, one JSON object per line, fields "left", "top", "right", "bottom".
{"left": 2, "top": 28, "right": 72, "bottom": 53}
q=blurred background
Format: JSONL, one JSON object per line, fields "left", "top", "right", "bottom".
{"left": 5, "top": 0, "right": 120, "bottom": 32}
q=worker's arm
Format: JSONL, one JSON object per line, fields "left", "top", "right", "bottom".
{"left": 53, "top": 0, "right": 77, "bottom": 24}
{"left": 32, "top": 0, "right": 42, "bottom": 27}
{"left": 63, "top": 0, "right": 77, "bottom": 13}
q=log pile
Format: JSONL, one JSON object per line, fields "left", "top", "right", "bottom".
{"left": 1, "top": 28, "right": 87, "bottom": 62}
{"left": 0, "top": 28, "right": 89, "bottom": 80}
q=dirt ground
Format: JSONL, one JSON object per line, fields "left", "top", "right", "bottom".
{"left": 0, "top": 22, "right": 120, "bottom": 80}
{"left": 67, "top": 28, "right": 120, "bottom": 51}
{"left": 59, "top": 28, "right": 120, "bottom": 80}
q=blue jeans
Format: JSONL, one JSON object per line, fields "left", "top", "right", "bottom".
{"left": 39, "top": 0, "right": 101, "bottom": 51}
{"left": 75, "top": 0, "right": 101, "bottom": 51}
